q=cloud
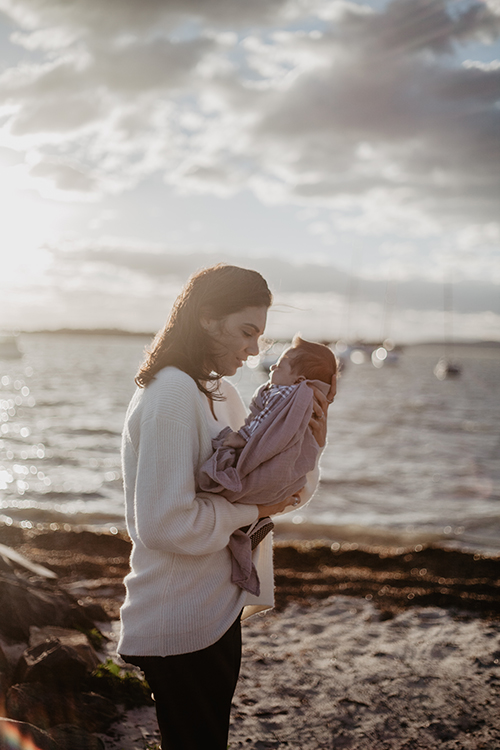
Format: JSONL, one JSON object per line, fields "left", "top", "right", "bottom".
{"left": 45, "top": 244, "right": 500, "bottom": 316}
{"left": 354, "top": 0, "right": 500, "bottom": 54}
{"left": 49, "top": 241, "right": 203, "bottom": 279}
{"left": 2, "top": 235, "right": 498, "bottom": 338}
{"left": 241, "top": 6, "right": 500, "bottom": 229}
{"left": 28, "top": 157, "right": 97, "bottom": 197}
{"left": 0, "top": 0, "right": 499, "bottom": 248}
{"left": 0, "top": 0, "right": 301, "bottom": 59}
{"left": 0, "top": 36, "right": 215, "bottom": 131}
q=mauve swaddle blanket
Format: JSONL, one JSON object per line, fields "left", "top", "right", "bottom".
{"left": 197, "top": 379, "right": 329, "bottom": 595}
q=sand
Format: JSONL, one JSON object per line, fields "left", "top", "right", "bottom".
{"left": 100, "top": 596, "right": 500, "bottom": 750}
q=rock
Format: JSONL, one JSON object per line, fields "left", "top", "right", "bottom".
{"left": 29, "top": 627, "right": 101, "bottom": 671}
{"left": 0, "top": 573, "right": 98, "bottom": 642}
{"left": 0, "top": 557, "right": 13, "bottom": 575}
{"left": 49, "top": 723, "right": 105, "bottom": 750}
{"left": 0, "top": 638, "right": 27, "bottom": 679}
{"left": 87, "top": 659, "right": 154, "bottom": 709}
{"left": 0, "top": 717, "right": 60, "bottom": 750}
{"left": 77, "top": 692, "right": 121, "bottom": 732}
{"left": 0, "top": 676, "right": 8, "bottom": 704}
{"left": 0, "top": 643, "right": 9, "bottom": 690}
{"left": 6, "top": 682, "right": 121, "bottom": 732}
{"left": 78, "top": 600, "right": 110, "bottom": 623}
{"left": 6, "top": 682, "right": 64, "bottom": 729}
{"left": 0, "top": 645, "right": 9, "bottom": 675}
{"left": 13, "top": 639, "right": 89, "bottom": 688}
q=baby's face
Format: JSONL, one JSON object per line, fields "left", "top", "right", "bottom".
{"left": 269, "top": 348, "right": 301, "bottom": 386}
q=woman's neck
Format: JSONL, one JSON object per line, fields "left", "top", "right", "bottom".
{"left": 201, "top": 379, "right": 219, "bottom": 420}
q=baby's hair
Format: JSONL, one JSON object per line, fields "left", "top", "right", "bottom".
{"left": 290, "top": 335, "right": 337, "bottom": 385}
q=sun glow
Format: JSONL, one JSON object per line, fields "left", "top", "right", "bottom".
{"left": 0, "top": 163, "right": 64, "bottom": 283}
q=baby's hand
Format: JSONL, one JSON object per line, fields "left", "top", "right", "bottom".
{"left": 223, "top": 431, "right": 247, "bottom": 449}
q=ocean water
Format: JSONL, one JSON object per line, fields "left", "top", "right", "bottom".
{"left": 0, "top": 333, "right": 499, "bottom": 554}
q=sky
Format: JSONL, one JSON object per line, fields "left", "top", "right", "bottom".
{"left": 0, "top": 0, "right": 499, "bottom": 343}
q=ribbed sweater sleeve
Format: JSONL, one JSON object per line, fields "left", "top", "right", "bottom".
{"left": 125, "top": 369, "right": 258, "bottom": 555}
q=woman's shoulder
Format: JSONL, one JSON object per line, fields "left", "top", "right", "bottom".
{"left": 140, "top": 367, "right": 201, "bottom": 421}
{"left": 153, "top": 366, "right": 198, "bottom": 391}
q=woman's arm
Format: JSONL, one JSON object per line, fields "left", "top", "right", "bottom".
{"left": 126, "top": 373, "right": 258, "bottom": 555}
{"left": 131, "top": 416, "right": 258, "bottom": 554}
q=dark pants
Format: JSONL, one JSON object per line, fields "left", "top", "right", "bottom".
{"left": 121, "top": 615, "right": 242, "bottom": 750}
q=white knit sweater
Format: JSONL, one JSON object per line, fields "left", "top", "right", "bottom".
{"left": 118, "top": 366, "right": 319, "bottom": 657}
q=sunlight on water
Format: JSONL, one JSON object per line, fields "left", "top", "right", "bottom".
{"left": 0, "top": 333, "right": 499, "bottom": 553}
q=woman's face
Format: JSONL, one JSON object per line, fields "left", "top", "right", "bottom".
{"left": 203, "top": 306, "right": 268, "bottom": 377}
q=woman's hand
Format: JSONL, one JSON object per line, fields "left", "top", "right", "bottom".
{"left": 307, "top": 374, "right": 337, "bottom": 447}
{"left": 256, "top": 493, "right": 301, "bottom": 518}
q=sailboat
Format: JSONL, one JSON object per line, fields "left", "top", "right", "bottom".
{"left": 336, "top": 252, "right": 370, "bottom": 367}
{"left": 434, "top": 357, "right": 461, "bottom": 380}
{"left": 371, "top": 276, "right": 400, "bottom": 368}
{"left": 434, "top": 279, "right": 461, "bottom": 380}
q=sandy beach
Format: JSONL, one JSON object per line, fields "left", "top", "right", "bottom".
{"left": 103, "top": 595, "right": 500, "bottom": 750}
{"left": 1, "top": 525, "right": 500, "bottom": 749}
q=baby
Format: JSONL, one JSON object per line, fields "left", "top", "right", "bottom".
{"left": 197, "top": 334, "right": 337, "bottom": 594}
{"left": 223, "top": 334, "right": 337, "bottom": 450}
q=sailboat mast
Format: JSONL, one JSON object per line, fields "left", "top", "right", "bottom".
{"left": 444, "top": 277, "right": 454, "bottom": 361}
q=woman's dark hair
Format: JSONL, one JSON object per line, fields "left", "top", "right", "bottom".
{"left": 290, "top": 335, "right": 337, "bottom": 385}
{"left": 135, "top": 264, "right": 272, "bottom": 396}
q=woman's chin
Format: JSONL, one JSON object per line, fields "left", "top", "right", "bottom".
{"left": 217, "top": 359, "right": 243, "bottom": 377}
{"left": 231, "top": 361, "right": 244, "bottom": 376}
{"left": 219, "top": 365, "right": 237, "bottom": 377}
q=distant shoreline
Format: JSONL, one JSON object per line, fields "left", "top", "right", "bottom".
{"left": 8, "top": 329, "right": 500, "bottom": 348}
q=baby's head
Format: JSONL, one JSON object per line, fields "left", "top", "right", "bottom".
{"left": 270, "top": 335, "right": 337, "bottom": 387}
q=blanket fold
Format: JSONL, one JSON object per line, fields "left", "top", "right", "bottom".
{"left": 197, "top": 379, "right": 328, "bottom": 595}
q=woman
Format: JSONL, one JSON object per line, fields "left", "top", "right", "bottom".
{"left": 118, "top": 264, "right": 333, "bottom": 750}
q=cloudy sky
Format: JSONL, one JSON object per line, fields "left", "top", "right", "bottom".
{"left": 0, "top": 0, "right": 499, "bottom": 342}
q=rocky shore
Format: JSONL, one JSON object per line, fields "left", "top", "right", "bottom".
{"left": 0, "top": 524, "right": 151, "bottom": 750}
{"left": 0, "top": 524, "right": 499, "bottom": 749}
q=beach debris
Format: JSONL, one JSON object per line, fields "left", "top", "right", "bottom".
{"left": 273, "top": 542, "right": 500, "bottom": 618}
{"left": 0, "top": 543, "right": 57, "bottom": 579}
